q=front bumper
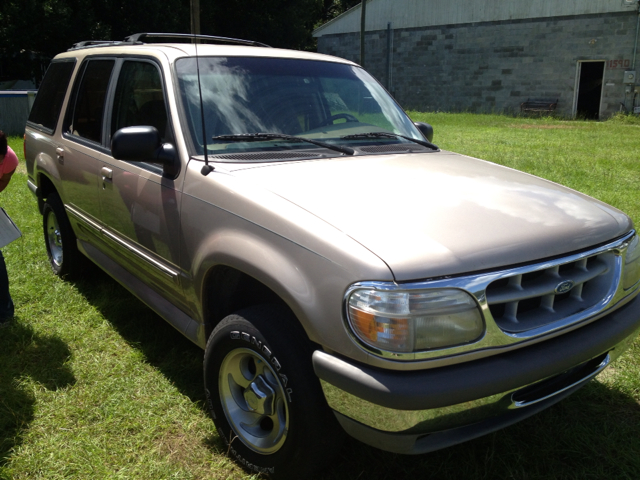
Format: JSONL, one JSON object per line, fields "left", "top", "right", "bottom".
{"left": 313, "top": 294, "right": 640, "bottom": 454}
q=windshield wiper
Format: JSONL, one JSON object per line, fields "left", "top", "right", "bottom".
{"left": 340, "top": 132, "right": 438, "bottom": 151}
{"left": 213, "top": 133, "right": 354, "bottom": 156}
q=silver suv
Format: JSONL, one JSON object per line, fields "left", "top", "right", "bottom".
{"left": 24, "top": 33, "right": 640, "bottom": 478}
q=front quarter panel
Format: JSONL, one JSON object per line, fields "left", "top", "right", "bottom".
{"left": 180, "top": 159, "right": 394, "bottom": 361}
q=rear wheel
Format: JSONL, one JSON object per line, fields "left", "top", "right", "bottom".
{"left": 204, "top": 305, "right": 343, "bottom": 479}
{"left": 42, "top": 192, "right": 81, "bottom": 277}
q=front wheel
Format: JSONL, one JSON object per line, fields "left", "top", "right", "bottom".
{"left": 204, "top": 305, "right": 342, "bottom": 479}
{"left": 42, "top": 192, "right": 82, "bottom": 277}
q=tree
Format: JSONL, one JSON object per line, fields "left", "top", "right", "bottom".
{"left": 200, "top": 0, "right": 323, "bottom": 50}
{"left": 1, "top": 0, "right": 190, "bottom": 58}
{"left": 0, "top": 0, "right": 190, "bottom": 83}
{"left": 318, "top": 0, "right": 360, "bottom": 25}
{"left": 0, "top": 0, "right": 359, "bottom": 83}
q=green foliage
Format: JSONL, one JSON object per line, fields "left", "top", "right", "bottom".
{"left": 1, "top": 0, "right": 191, "bottom": 82}
{"left": 200, "top": 0, "right": 322, "bottom": 50}
{"left": 0, "top": 0, "right": 360, "bottom": 82}
{"left": 317, "top": 0, "right": 361, "bottom": 25}
{"left": 606, "top": 111, "right": 640, "bottom": 125}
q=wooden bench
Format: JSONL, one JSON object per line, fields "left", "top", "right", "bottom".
{"left": 520, "top": 98, "right": 558, "bottom": 114}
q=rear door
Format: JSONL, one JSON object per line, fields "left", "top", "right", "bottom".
{"left": 59, "top": 58, "right": 116, "bottom": 243}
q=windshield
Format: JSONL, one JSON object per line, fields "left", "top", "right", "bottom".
{"left": 175, "top": 56, "right": 422, "bottom": 157}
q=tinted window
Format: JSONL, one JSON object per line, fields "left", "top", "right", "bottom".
{"left": 28, "top": 60, "right": 76, "bottom": 133}
{"left": 65, "top": 59, "right": 115, "bottom": 143}
{"left": 111, "top": 61, "right": 169, "bottom": 142}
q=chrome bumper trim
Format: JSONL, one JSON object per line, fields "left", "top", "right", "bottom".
{"left": 319, "top": 299, "right": 640, "bottom": 434}
{"left": 321, "top": 351, "right": 617, "bottom": 434}
{"left": 510, "top": 353, "right": 610, "bottom": 409}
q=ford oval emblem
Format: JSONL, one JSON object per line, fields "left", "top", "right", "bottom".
{"left": 555, "top": 280, "right": 575, "bottom": 294}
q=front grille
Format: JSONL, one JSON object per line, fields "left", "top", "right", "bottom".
{"left": 486, "top": 252, "right": 616, "bottom": 333}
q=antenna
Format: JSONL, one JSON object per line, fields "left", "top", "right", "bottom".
{"left": 194, "top": 34, "right": 214, "bottom": 176}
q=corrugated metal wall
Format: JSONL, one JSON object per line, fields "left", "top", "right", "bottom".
{"left": 0, "top": 92, "right": 35, "bottom": 136}
{"left": 314, "top": 0, "right": 638, "bottom": 36}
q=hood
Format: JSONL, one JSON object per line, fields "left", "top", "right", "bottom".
{"left": 228, "top": 152, "right": 632, "bottom": 281}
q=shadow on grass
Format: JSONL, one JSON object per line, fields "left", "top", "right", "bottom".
{"left": 67, "top": 269, "right": 230, "bottom": 454}
{"left": 67, "top": 268, "right": 640, "bottom": 478}
{"left": 0, "top": 320, "right": 75, "bottom": 468}
{"left": 69, "top": 268, "right": 206, "bottom": 405}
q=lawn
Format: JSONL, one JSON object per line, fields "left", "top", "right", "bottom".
{"left": 1, "top": 113, "right": 639, "bottom": 480}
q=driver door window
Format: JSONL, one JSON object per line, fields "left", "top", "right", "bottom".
{"left": 111, "top": 61, "right": 171, "bottom": 143}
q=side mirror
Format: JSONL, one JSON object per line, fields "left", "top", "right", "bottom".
{"left": 111, "top": 126, "right": 179, "bottom": 178}
{"left": 413, "top": 122, "right": 434, "bottom": 143}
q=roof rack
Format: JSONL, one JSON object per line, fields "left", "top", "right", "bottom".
{"left": 68, "top": 40, "right": 127, "bottom": 51}
{"left": 124, "top": 32, "right": 272, "bottom": 48}
{"left": 67, "top": 33, "right": 271, "bottom": 52}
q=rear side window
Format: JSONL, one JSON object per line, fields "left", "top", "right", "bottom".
{"left": 27, "top": 60, "right": 76, "bottom": 134}
{"left": 65, "top": 59, "right": 115, "bottom": 144}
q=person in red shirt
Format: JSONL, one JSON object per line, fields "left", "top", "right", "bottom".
{"left": 0, "top": 130, "right": 18, "bottom": 327}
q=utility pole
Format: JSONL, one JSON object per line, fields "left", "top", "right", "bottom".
{"left": 191, "top": 0, "right": 201, "bottom": 36}
{"left": 360, "top": 0, "right": 366, "bottom": 67}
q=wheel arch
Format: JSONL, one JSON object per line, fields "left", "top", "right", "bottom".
{"left": 201, "top": 265, "right": 293, "bottom": 340}
{"left": 37, "top": 172, "right": 58, "bottom": 213}
{"left": 34, "top": 148, "right": 64, "bottom": 214}
{"left": 193, "top": 230, "right": 325, "bottom": 345}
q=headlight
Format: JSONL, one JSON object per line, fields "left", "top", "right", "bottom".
{"left": 623, "top": 233, "right": 640, "bottom": 289}
{"left": 346, "top": 288, "right": 484, "bottom": 353}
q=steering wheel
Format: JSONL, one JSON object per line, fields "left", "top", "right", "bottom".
{"left": 320, "top": 113, "right": 359, "bottom": 126}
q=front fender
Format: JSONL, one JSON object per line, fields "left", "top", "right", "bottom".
{"left": 180, "top": 163, "right": 393, "bottom": 362}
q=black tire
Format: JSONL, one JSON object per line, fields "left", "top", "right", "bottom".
{"left": 42, "top": 192, "right": 82, "bottom": 277}
{"left": 204, "top": 305, "right": 343, "bottom": 479}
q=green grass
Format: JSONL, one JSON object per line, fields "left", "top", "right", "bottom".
{"left": 1, "top": 114, "right": 640, "bottom": 479}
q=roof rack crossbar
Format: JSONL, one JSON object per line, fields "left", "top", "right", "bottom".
{"left": 68, "top": 40, "right": 126, "bottom": 51}
{"left": 124, "top": 32, "right": 272, "bottom": 48}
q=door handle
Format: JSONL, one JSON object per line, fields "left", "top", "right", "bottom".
{"left": 100, "top": 167, "right": 113, "bottom": 180}
{"left": 101, "top": 167, "right": 113, "bottom": 190}
{"left": 56, "top": 147, "right": 64, "bottom": 164}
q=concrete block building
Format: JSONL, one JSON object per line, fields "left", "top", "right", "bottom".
{"left": 313, "top": 0, "right": 640, "bottom": 118}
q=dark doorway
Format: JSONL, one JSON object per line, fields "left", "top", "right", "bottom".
{"left": 576, "top": 61, "right": 605, "bottom": 119}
